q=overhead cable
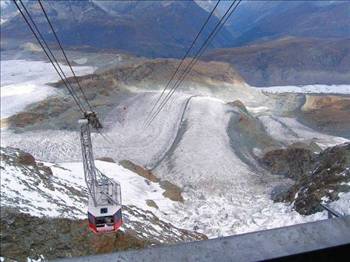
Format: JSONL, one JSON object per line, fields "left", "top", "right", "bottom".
{"left": 38, "top": 0, "right": 93, "bottom": 111}
{"left": 13, "top": 0, "right": 86, "bottom": 113}
{"left": 143, "top": 0, "right": 221, "bottom": 126}
{"left": 146, "top": 0, "right": 241, "bottom": 127}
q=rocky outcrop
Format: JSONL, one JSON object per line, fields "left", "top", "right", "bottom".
{"left": 1, "top": 147, "right": 53, "bottom": 182}
{"left": 159, "top": 180, "right": 184, "bottom": 203}
{"left": 98, "top": 59, "right": 246, "bottom": 87}
{"left": 261, "top": 143, "right": 350, "bottom": 215}
{"left": 261, "top": 147, "right": 314, "bottom": 180}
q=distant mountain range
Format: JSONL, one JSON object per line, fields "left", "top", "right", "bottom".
{"left": 1, "top": 0, "right": 349, "bottom": 85}
{"left": 201, "top": 0, "right": 350, "bottom": 46}
{"left": 2, "top": 1, "right": 349, "bottom": 58}
{"left": 203, "top": 37, "right": 350, "bottom": 86}
{"left": 0, "top": 0, "right": 233, "bottom": 57}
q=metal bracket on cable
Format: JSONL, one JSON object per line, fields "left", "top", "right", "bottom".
{"left": 84, "top": 111, "right": 103, "bottom": 129}
{"left": 319, "top": 203, "right": 343, "bottom": 218}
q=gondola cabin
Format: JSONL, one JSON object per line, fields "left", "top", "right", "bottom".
{"left": 87, "top": 177, "right": 123, "bottom": 234}
{"left": 88, "top": 202, "right": 122, "bottom": 233}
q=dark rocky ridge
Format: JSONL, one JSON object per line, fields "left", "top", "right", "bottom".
{"left": 0, "top": 207, "right": 148, "bottom": 262}
{"left": 261, "top": 143, "right": 350, "bottom": 215}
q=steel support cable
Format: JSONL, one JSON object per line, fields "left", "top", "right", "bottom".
{"left": 38, "top": 0, "right": 93, "bottom": 111}
{"left": 15, "top": 1, "right": 114, "bottom": 158}
{"left": 39, "top": 0, "right": 115, "bottom": 146}
{"left": 18, "top": 0, "right": 86, "bottom": 112}
{"left": 143, "top": 0, "right": 221, "bottom": 126}
{"left": 53, "top": 0, "right": 111, "bottom": 145}
{"left": 13, "top": 0, "right": 85, "bottom": 113}
{"left": 146, "top": 0, "right": 241, "bottom": 127}
{"left": 145, "top": 0, "right": 239, "bottom": 127}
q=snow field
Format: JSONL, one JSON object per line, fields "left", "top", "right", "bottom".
{"left": 0, "top": 60, "right": 94, "bottom": 119}
{"left": 1, "top": 59, "right": 349, "bottom": 238}
{"left": 0, "top": 157, "right": 179, "bottom": 222}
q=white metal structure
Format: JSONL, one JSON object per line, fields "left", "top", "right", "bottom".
{"left": 79, "top": 112, "right": 122, "bottom": 233}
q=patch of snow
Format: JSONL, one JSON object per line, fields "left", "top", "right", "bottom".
{"left": 246, "top": 106, "right": 269, "bottom": 113}
{"left": 27, "top": 254, "right": 45, "bottom": 262}
{"left": 0, "top": 60, "right": 94, "bottom": 119}
{"left": 73, "top": 57, "right": 88, "bottom": 65}
{"left": 258, "top": 84, "right": 350, "bottom": 94}
{"left": 329, "top": 192, "right": 350, "bottom": 215}
{"left": 1, "top": 83, "right": 55, "bottom": 119}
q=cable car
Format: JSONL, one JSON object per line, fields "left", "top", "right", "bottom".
{"left": 87, "top": 175, "right": 122, "bottom": 233}
{"left": 80, "top": 113, "right": 123, "bottom": 233}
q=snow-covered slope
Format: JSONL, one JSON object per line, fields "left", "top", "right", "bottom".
{"left": 259, "top": 116, "right": 348, "bottom": 149}
{"left": 0, "top": 147, "right": 204, "bottom": 244}
{"left": 3, "top": 93, "right": 349, "bottom": 238}
{"left": 1, "top": 57, "right": 349, "bottom": 240}
{"left": 0, "top": 60, "right": 94, "bottom": 119}
{"left": 0, "top": 146, "right": 177, "bottom": 219}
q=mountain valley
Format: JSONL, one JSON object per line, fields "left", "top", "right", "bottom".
{"left": 1, "top": 1, "right": 350, "bottom": 261}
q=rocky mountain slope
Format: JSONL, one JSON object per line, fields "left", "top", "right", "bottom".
{"left": 0, "top": 147, "right": 206, "bottom": 261}
{"left": 4, "top": 58, "right": 248, "bottom": 132}
{"left": 203, "top": 37, "right": 350, "bottom": 86}
{"left": 298, "top": 95, "right": 350, "bottom": 139}
{"left": 261, "top": 143, "right": 350, "bottom": 215}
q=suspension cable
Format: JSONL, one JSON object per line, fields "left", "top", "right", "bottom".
{"left": 143, "top": 0, "right": 221, "bottom": 126}
{"left": 13, "top": 0, "right": 85, "bottom": 113}
{"left": 146, "top": 0, "right": 241, "bottom": 127}
{"left": 36, "top": 0, "right": 110, "bottom": 145}
{"left": 38, "top": 0, "right": 93, "bottom": 111}
{"left": 13, "top": 0, "right": 115, "bottom": 149}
